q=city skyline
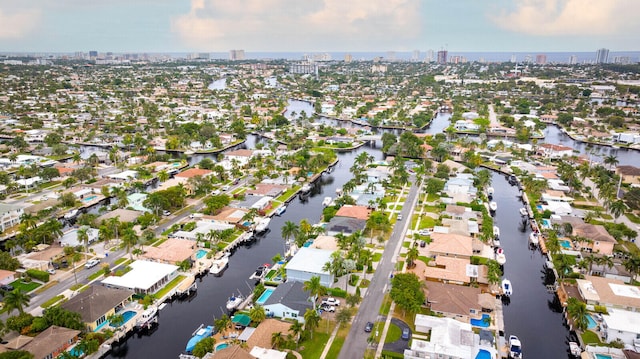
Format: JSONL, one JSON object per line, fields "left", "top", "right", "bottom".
{"left": 0, "top": 0, "right": 639, "bottom": 53}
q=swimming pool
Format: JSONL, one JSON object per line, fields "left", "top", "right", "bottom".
{"left": 536, "top": 205, "right": 543, "bottom": 210}
{"left": 196, "top": 249, "right": 208, "bottom": 259}
{"left": 110, "top": 310, "right": 137, "bottom": 328}
{"left": 560, "top": 240, "right": 572, "bottom": 249}
{"left": 215, "top": 343, "right": 229, "bottom": 351}
{"left": 470, "top": 314, "right": 491, "bottom": 327}
{"left": 256, "top": 288, "right": 275, "bottom": 305}
{"left": 475, "top": 349, "right": 491, "bottom": 359}
{"left": 595, "top": 354, "right": 612, "bottom": 359}
{"left": 83, "top": 195, "right": 97, "bottom": 202}
{"left": 541, "top": 218, "right": 552, "bottom": 229}
{"left": 587, "top": 314, "right": 597, "bottom": 329}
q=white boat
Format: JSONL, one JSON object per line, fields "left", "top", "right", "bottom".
{"left": 275, "top": 205, "right": 286, "bottom": 216}
{"left": 301, "top": 184, "right": 311, "bottom": 193}
{"left": 493, "top": 238, "right": 501, "bottom": 247}
{"left": 336, "top": 187, "right": 343, "bottom": 196}
{"left": 569, "top": 341, "right": 581, "bottom": 356}
{"left": 135, "top": 307, "right": 158, "bottom": 329}
{"left": 519, "top": 207, "right": 528, "bottom": 217}
{"left": 502, "top": 279, "right": 513, "bottom": 297}
{"left": 64, "top": 209, "right": 79, "bottom": 219}
{"left": 226, "top": 294, "right": 244, "bottom": 311}
{"left": 508, "top": 335, "right": 522, "bottom": 358}
{"left": 487, "top": 187, "right": 494, "bottom": 198}
{"left": 186, "top": 324, "right": 214, "bottom": 353}
{"left": 495, "top": 248, "right": 506, "bottom": 265}
{"left": 255, "top": 218, "right": 271, "bottom": 233}
{"left": 209, "top": 252, "right": 229, "bottom": 276}
{"left": 322, "top": 197, "right": 332, "bottom": 207}
{"left": 489, "top": 201, "right": 498, "bottom": 212}
{"left": 493, "top": 226, "right": 500, "bottom": 239}
{"left": 184, "top": 150, "right": 195, "bottom": 155}
{"left": 528, "top": 232, "right": 539, "bottom": 246}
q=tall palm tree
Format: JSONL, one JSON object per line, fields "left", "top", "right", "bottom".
{"left": 121, "top": 228, "right": 139, "bottom": 260}
{"left": 19, "top": 213, "right": 38, "bottom": 232}
{"left": 271, "top": 331, "right": 285, "bottom": 349}
{"left": 289, "top": 321, "right": 304, "bottom": 348}
{"left": 303, "top": 308, "right": 320, "bottom": 339}
{"left": 77, "top": 227, "right": 90, "bottom": 260}
{"left": 623, "top": 254, "right": 640, "bottom": 282}
{"left": 4, "top": 289, "right": 30, "bottom": 315}
{"left": 303, "top": 276, "right": 325, "bottom": 311}
{"left": 281, "top": 221, "right": 298, "bottom": 255}
{"left": 249, "top": 304, "right": 266, "bottom": 324}
{"left": 608, "top": 200, "right": 627, "bottom": 219}
{"left": 406, "top": 246, "right": 419, "bottom": 269}
{"left": 603, "top": 155, "right": 619, "bottom": 170}
{"left": 566, "top": 297, "right": 589, "bottom": 331}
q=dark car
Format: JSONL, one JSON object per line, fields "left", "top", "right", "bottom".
{"left": 364, "top": 322, "right": 374, "bottom": 333}
{"left": 402, "top": 327, "right": 410, "bottom": 340}
{"left": 419, "top": 240, "right": 426, "bottom": 248}
{"left": 0, "top": 284, "right": 14, "bottom": 292}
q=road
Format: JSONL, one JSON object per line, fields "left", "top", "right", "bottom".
{"left": 337, "top": 180, "right": 420, "bottom": 359}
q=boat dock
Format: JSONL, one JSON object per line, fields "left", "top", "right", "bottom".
{"left": 174, "top": 275, "right": 197, "bottom": 297}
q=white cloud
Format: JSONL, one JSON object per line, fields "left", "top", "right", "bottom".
{"left": 0, "top": 7, "right": 41, "bottom": 39}
{"left": 490, "top": 0, "right": 640, "bottom": 36}
{"left": 171, "top": 0, "right": 423, "bottom": 51}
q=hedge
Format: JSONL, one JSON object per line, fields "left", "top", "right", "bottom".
{"left": 26, "top": 269, "right": 50, "bottom": 283}
{"left": 327, "top": 288, "right": 347, "bottom": 298}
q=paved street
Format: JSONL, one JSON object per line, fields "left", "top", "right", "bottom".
{"left": 337, "top": 180, "right": 420, "bottom": 359}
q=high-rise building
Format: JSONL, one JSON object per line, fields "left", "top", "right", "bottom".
{"left": 412, "top": 50, "right": 420, "bottom": 62}
{"left": 510, "top": 54, "right": 517, "bottom": 63}
{"left": 596, "top": 48, "right": 609, "bottom": 64}
{"left": 568, "top": 55, "right": 578, "bottom": 65}
{"left": 436, "top": 50, "right": 448, "bottom": 64}
{"left": 229, "top": 49, "right": 245, "bottom": 61}
{"left": 344, "top": 54, "right": 353, "bottom": 63}
{"left": 613, "top": 56, "right": 631, "bottom": 65}
{"left": 89, "top": 51, "right": 98, "bottom": 59}
{"left": 535, "top": 54, "right": 547, "bottom": 65}
{"left": 425, "top": 49, "right": 434, "bottom": 63}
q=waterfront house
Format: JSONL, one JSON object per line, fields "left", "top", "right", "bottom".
{"left": 249, "top": 346, "right": 287, "bottom": 359}
{"left": 427, "top": 233, "right": 473, "bottom": 259}
{"left": 232, "top": 195, "right": 273, "bottom": 212}
{"left": 571, "top": 222, "right": 617, "bottom": 256}
{"left": 600, "top": 308, "right": 640, "bottom": 346}
{"left": 262, "top": 281, "right": 312, "bottom": 323}
{"left": 212, "top": 207, "right": 250, "bottom": 226}
{"left": 443, "top": 175, "right": 477, "bottom": 200}
{"left": 0, "top": 203, "right": 25, "bottom": 233}
{"left": 172, "top": 220, "right": 235, "bottom": 241}
{"left": 245, "top": 183, "right": 287, "bottom": 197}
{"left": 425, "top": 282, "right": 485, "bottom": 323}
{"left": 174, "top": 168, "right": 213, "bottom": 180}
{"left": 325, "top": 216, "right": 367, "bottom": 236}
{"left": 576, "top": 275, "right": 640, "bottom": 312}
{"left": 61, "top": 285, "right": 134, "bottom": 332}
{"left": 612, "top": 132, "right": 640, "bottom": 144}
{"left": 423, "top": 256, "right": 473, "bottom": 285}
{"left": 141, "top": 238, "right": 196, "bottom": 264}
{"left": 616, "top": 165, "right": 640, "bottom": 185}
{"left": 0, "top": 269, "right": 16, "bottom": 286}
{"left": 404, "top": 315, "right": 489, "bottom": 359}
{"left": 60, "top": 226, "right": 99, "bottom": 247}
{"left": 285, "top": 247, "right": 334, "bottom": 287}
{"left": 101, "top": 260, "right": 179, "bottom": 295}
{"left": 20, "top": 326, "right": 81, "bottom": 359}
{"left": 334, "top": 205, "right": 371, "bottom": 221}
{"left": 127, "top": 192, "right": 151, "bottom": 212}
{"left": 225, "top": 149, "right": 255, "bottom": 167}
{"left": 537, "top": 143, "right": 574, "bottom": 158}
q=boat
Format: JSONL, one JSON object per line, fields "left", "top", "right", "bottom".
{"left": 487, "top": 187, "right": 494, "bottom": 199}
{"left": 508, "top": 335, "right": 522, "bottom": 358}
{"left": 209, "top": 252, "right": 230, "bottom": 276}
{"left": 301, "top": 184, "right": 311, "bottom": 193}
{"left": 489, "top": 201, "right": 498, "bottom": 212}
{"left": 502, "top": 279, "right": 513, "bottom": 297}
{"left": 135, "top": 307, "right": 158, "bottom": 329}
{"left": 275, "top": 205, "right": 286, "bottom": 216}
{"left": 336, "top": 187, "right": 343, "bottom": 196}
{"left": 250, "top": 264, "right": 269, "bottom": 280}
{"left": 519, "top": 207, "right": 528, "bottom": 217}
{"left": 493, "top": 226, "right": 500, "bottom": 239}
{"left": 493, "top": 238, "right": 501, "bottom": 247}
{"left": 64, "top": 209, "right": 79, "bottom": 219}
{"left": 495, "top": 248, "right": 506, "bottom": 265}
{"left": 185, "top": 324, "right": 214, "bottom": 353}
{"left": 184, "top": 150, "right": 195, "bottom": 155}
{"left": 255, "top": 218, "right": 271, "bottom": 233}
{"left": 569, "top": 341, "right": 581, "bottom": 357}
{"left": 226, "top": 294, "right": 244, "bottom": 311}
{"left": 528, "top": 232, "right": 539, "bottom": 246}
{"left": 322, "top": 197, "right": 332, "bottom": 207}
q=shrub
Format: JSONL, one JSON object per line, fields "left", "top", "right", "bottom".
{"left": 26, "top": 269, "right": 49, "bottom": 283}
{"left": 327, "top": 288, "right": 347, "bottom": 298}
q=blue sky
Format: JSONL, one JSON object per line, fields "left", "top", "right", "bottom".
{"left": 0, "top": 0, "right": 638, "bottom": 53}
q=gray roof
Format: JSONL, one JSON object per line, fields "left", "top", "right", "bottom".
{"left": 21, "top": 326, "right": 81, "bottom": 359}
{"left": 326, "top": 216, "right": 367, "bottom": 235}
{"left": 263, "top": 281, "right": 313, "bottom": 313}
{"left": 232, "top": 195, "right": 267, "bottom": 209}
{"left": 61, "top": 285, "right": 134, "bottom": 323}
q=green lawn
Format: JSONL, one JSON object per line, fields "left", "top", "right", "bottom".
{"left": 581, "top": 330, "right": 602, "bottom": 345}
{"left": 298, "top": 331, "right": 332, "bottom": 359}
{"left": 385, "top": 323, "right": 402, "bottom": 343}
{"left": 418, "top": 256, "right": 432, "bottom": 266}
{"left": 10, "top": 280, "right": 41, "bottom": 293}
{"left": 154, "top": 275, "right": 186, "bottom": 298}
{"left": 426, "top": 193, "right": 439, "bottom": 202}
{"left": 419, "top": 217, "right": 436, "bottom": 228}
{"left": 41, "top": 295, "right": 65, "bottom": 308}
{"left": 626, "top": 212, "right": 640, "bottom": 224}
{"left": 372, "top": 252, "right": 382, "bottom": 262}
{"left": 326, "top": 326, "right": 349, "bottom": 358}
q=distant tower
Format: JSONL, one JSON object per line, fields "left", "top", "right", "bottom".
{"left": 437, "top": 50, "right": 448, "bottom": 64}
{"left": 569, "top": 55, "right": 578, "bottom": 65}
{"left": 426, "top": 49, "right": 434, "bottom": 63}
{"left": 412, "top": 50, "right": 420, "bottom": 62}
{"left": 510, "top": 54, "right": 517, "bottom": 63}
{"left": 595, "top": 48, "right": 609, "bottom": 64}
{"left": 344, "top": 53, "right": 353, "bottom": 63}
{"left": 229, "top": 49, "right": 245, "bottom": 61}
{"left": 535, "top": 54, "right": 547, "bottom": 65}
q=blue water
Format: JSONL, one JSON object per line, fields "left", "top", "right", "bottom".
{"left": 83, "top": 195, "right": 97, "bottom": 202}
{"left": 303, "top": 241, "right": 313, "bottom": 248}
{"left": 94, "top": 320, "right": 109, "bottom": 332}
{"left": 256, "top": 288, "right": 274, "bottom": 305}
{"left": 587, "top": 314, "right": 597, "bottom": 329}
{"left": 541, "top": 219, "right": 551, "bottom": 229}
{"left": 470, "top": 314, "right": 491, "bottom": 328}
{"left": 595, "top": 354, "right": 612, "bottom": 359}
{"left": 70, "top": 346, "right": 85, "bottom": 357}
{"left": 560, "top": 240, "right": 572, "bottom": 249}
{"left": 215, "top": 343, "right": 229, "bottom": 351}
{"left": 110, "top": 310, "right": 136, "bottom": 328}
{"left": 475, "top": 349, "right": 491, "bottom": 359}
{"left": 196, "top": 249, "right": 208, "bottom": 259}
{"left": 536, "top": 205, "right": 543, "bottom": 210}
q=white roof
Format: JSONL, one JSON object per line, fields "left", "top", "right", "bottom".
{"left": 286, "top": 247, "right": 334, "bottom": 275}
{"left": 102, "top": 260, "right": 178, "bottom": 291}
{"left": 412, "top": 315, "right": 475, "bottom": 358}
{"left": 108, "top": 170, "right": 138, "bottom": 180}
{"left": 603, "top": 308, "right": 640, "bottom": 334}
{"left": 249, "top": 346, "right": 287, "bottom": 359}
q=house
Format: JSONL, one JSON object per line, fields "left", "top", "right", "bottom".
{"left": 426, "top": 282, "right": 486, "bottom": 323}
{"left": 537, "top": 143, "right": 574, "bottom": 158}
{"left": 249, "top": 346, "right": 287, "bottom": 359}
{"left": 0, "top": 269, "right": 16, "bottom": 285}
{"left": 141, "top": 238, "right": 196, "bottom": 264}
{"left": 61, "top": 285, "right": 134, "bottom": 331}
{"left": 225, "top": 149, "right": 255, "bottom": 166}
{"left": 423, "top": 256, "right": 473, "bottom": 285}
{"left": 245, "top": 183, "right": 287, "bottom": 197}
{"left": 285, "top": 247, "right": 335, "bottom": 287}
{"left": 101, "top": 260, "right": 179, "bottom": 295}
{"left": 572, "top": 222, "right": 617, "bottom": 256}
{"left": 60, "top": 227, "right": 99, "bottom": 247}
{"left": 334, "top": 205, "right": 371, "bottom": 220}
{"left": 20, "top": 326, "right": 81, "bottom": 359}
{"left": 233, "top": 196, "right": 273, "bottom": 212}
{"left": 262, "top": 281, "right": 313, "bottom": 323}
{"left": 172, "top": 220, "right": 235, "bottom": 241}
{"left": 576, "top": 275, "right": 640, "bottom": 312}
{"left": 616, "top": 165, "right": 640, "bottom": 185}
{"left": 427, "top": 233, "right": 473, "bottom": 259}
{"left": 127, "top": 193, "right": 151, "bottom": 212}
{"left": 454, "top": 120, "right": 480, "bottom": 131}
{"left": 612, "top": 132, "right": 640, "bottom": 144}
{"left": 325, "top": 216, "right": 367, "bottom": 236}
{"left": 443, "top": 176, "right": 477, "bottom": 199}
{"left": 212, "top": 207, "right": 250, "bottom": 225}
{"left": 174, "top": 168, "right": 213, "bottom": 180}
{"left": 600, "top": 309, "right": 640, "bottom": 346}
{"left": 0, "top": 203, "right": 25, "bottom": 233}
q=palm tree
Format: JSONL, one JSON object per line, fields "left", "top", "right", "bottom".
{"left": 157, "top": 170, "right": 169, "bottom": 183}
{"left": 581, "top": 254, "right": 598, "bottom": 275}
{"left": 608, "top": 200, "right": 627, "bottom": 219}
{"left": 77, "top": 227, "right": 90, "bottom": 260}
{"left": 604, "top": 155, "right": 619, "bottom": 170}
{"left": 303, "top": 276, "right": 325, "bottom": 311}
{"left": 303, "top": 308, "right": 320, "bottom": 338}
{"left": 289, "top": 321, "right": 303, "bottom": 348}
{"left": 4, "top": 289, "right": 30, "bottom": 315}
{"left": 281, "top": 221, "right": 298, "bottom": 255}
{"left": 121, "top": 228, "right": 139, "bottom": 260}
{"left": 566, "top": 297, "right": 589, "bottom": 331}
{"left": 249, "top": 304, "right": 266, "bottom": 324}
{"left": 623, "top": 254, "right": 640, "bottom": 282}
{"left": 545, "top": 232, "right": 561, "bottom": 256}
{"left": 406, "top": 246, "right": 419, "bottom": 269}
{"left": 19, "top": 213, "right": 37, "bottom": 232}
{"left": 271, "top": 331, "right": 285, "bottom": 349}
{"left": 214, "top": 314, "right": 232, "bottom": 336}
{"left": 596, "top": 256, "right": 614, "bottom": 272}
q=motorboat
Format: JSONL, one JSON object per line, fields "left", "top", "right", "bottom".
{"left": 569, "top": 341, "right": 581, "bottom": 357}
{"left": 495, "top": 248, "right": 506, "bottom": 265}
{"left": 493, "top": 238, "right": 501, "bottom": 248}
{"left": 275, "top": 205, "right": 286, "bottom": 216}
{"left": 529, "top": 232, "right": 539, "bottom": 246}
{"left": 493, "top": 226, "right": 500, "bottom": 239}
{"left": 226, "top": 294, "right": 244, "bottom": 311}
{"left": 64, "top": 209, "right": 79, "bottom": 219}
{"left": 185, "top": 324, "right": 214, "bottom": 353}
{"left": 487, "top": 187, "right": 494, "bottom": 199}
{"left": 336, "top": 187, "right": 343, "bottom": 196}
{"left": 502, "top": 279, "right": 513, "bottom": 297}
{"left": 135, "top": 307, "right": 158, "bottom": 329}
{"left": 255, "top": 218, "right": 271, "bottom": 233}
{"left": 519, "top": 207, "right": 528, "bottom": 217}
{"left": 250, "top": 264, "right": 269, "bottom": 280}
{"left": 322, "top": 197, "right": 332, "bottom": 207}
{"left": 508, "top": 335, "right": 522, "bottom": 358}
{"left": 301, "top": 184, "right": 311, "bottom": 193}
{"left": 489, "top": 201, "right": 498, "bottom": 212}
{"left": 209, "top": 252, "right": 230, "bottom": 276}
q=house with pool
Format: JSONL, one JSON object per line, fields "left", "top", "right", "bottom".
{"left": 285, "top": 247, "right": 335, "bottom": 287}
{"left": 62, "top": 285, "right": 134, "bottom": 332}
{"left": 19, "top": 326, "right": 81, "bottom": 359}
{"left": 576, "top": 275, "right": 640, "bottom": 312}
{"left": 262, "top": 281, "right": 313, "bottom": 323}
{"left": 101, "top": 260, "right": 179, "bottom": 295}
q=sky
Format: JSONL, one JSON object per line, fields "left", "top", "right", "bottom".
{"left": 0, "top": 0, "right": 639, "bottom": 53}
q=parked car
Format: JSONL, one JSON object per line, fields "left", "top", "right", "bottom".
{"left": 162, "top": 210, "right": 171, "bottom": 216}
{"left": 320, "top": 304, "right": 335, "bottom": 312}
{"left": 47, "top": 268, "right": 56, "bottom": 275}
{"left": 397, "top": 214, "right": 403, "bottom": 221}
{"left": 402, "top": 327, "right": 411, "bottom": 340}
{"left": 322, "top": 297, "right": 340, "bottom": 306}
{"left": 85, "top": 259, "right": 100, "bottom": 269}
{"left": 419, "top": 240, "right": 426, "bottom": 248}
{"left": 222, "top": 185, "right": 230, "bottom": 191}
{"left": 418, "top": 229, "right": 432, "bottom": 236}
{"left": 364, "top": 322, "right": 374, "bottom": 332}
{"left": 0, "top": 284, "right": 14, "bottom": 292}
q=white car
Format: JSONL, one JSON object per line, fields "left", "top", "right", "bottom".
{"left": 418, "top": 229, "right": 432, "bottom": 236}
{"left": 322, "top": 297, "right": 340, "bottom": 306}
{"left": 320, "top": 304, "right": 336, "bottom": 312}
{"left": 85, "top": 259, "right": 100, "bottom": 269}
{"left": 47, "top": 268, "right": 56, "bottom": 275}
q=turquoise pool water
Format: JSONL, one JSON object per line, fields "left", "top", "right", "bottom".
{"left": 256, "top": 288, "right": 274, "bottom": 305}
{"left": 215, "top": 343, "right": 229, "bottom": 351}
{"left": 83, "top": 195, "right": 97, "bottom": 202}
{"left": 595, "top": 354, "right": 612, "bottom": 359}
{"left": 196, "top": 249, "right": 208, "bottom": 259}
{"left": 470, "top": 314, "right": 491, "bottom": 327}
{"left": 303, "top": 240, "right": 313, "bottom": 247}
{"left": 541, "top": 218, "right": 551, "bottom": 228}
{"left": 110, "top": 310, "right": 136, "bottom": 328}
{"left": 587, "top": 314, "right": 597, "bottom": 329}
{"left": 537, "top": 205, "right": 543, "bottom": 210}
{"left": 560, "top": 240, "right": 572, "bottom": 249}
{"left": 475, "top": 349, "right": 491, "bottom": 359}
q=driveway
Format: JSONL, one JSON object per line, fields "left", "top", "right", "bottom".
{"left": 383, "top": 318, "right": 411, "bottom": 353}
